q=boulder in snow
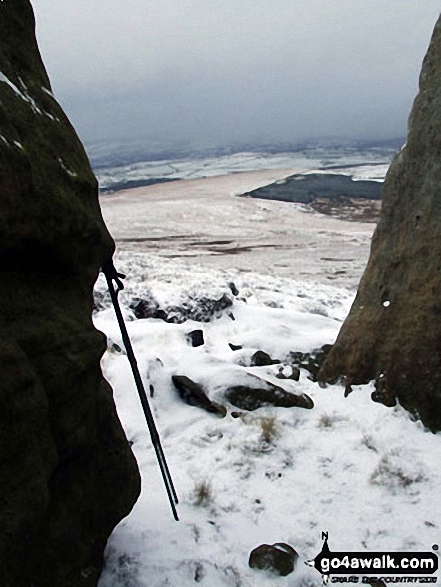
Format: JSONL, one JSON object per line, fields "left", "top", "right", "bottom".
{"left": 225, "top": 378, "right": 313, "bottom": 411}
{"left": 250, "top": 350, "right": 281, "bottom": 367}
{"left": 172, "top": 375, "right": 227, "bottom": 417}
{"left": 187, "top": 329, "right": 205, "bottom": 347}
{"left": 289, "top": 344, "right": 333, "bottom": 381}
{"left": 249, "top": 543, "right": 298, "bottom": 576}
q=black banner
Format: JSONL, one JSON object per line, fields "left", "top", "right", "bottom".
{"left": 307, "top": 534, "right": 438, "bottom": 578}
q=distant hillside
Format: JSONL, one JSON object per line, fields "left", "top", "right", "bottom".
{"left": 244, "top": 172, "right": 383, "bottom": 204}
{"left": 86, "top": 137, "right": 403, "bottom": 171}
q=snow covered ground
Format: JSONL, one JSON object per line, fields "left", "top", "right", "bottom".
{"left": 100, "top": 169, "right": 376, "bottom": 289}
{"left": 93, "top": 145, "right": 393, "bottom": 193}
{"left": 95, "top": 173, "right": 441, "bottom": 587}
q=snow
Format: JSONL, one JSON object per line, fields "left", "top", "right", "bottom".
{"left": 0, "top": 72, "right": 43, "bottom": 115}
{"left": 302, "top": 164, "right": 390, "bottom": 182}
{"left": 41, "top": 86, "right": 55, "bottom": 99}
{"left": 0, "top": 71, "right": 29, "bottom": 101}
{"left": 0, "top": 71, "right": 61, "bottom": 121}
{"left": 57, "top": 156, "right": 78, "bottom": 178}
{"left": 0, "top": 134, "right": 24, "bottom": 151}
{"left": 95, "top": 148, "right": 393, "bottom": 193}
{"left": 94, "top": 187, "right": 441, "bottom": 587}
{"left": 100, "top": 169, "right": 375, "bottom": 289}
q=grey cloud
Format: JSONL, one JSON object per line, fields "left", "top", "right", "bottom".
{"left": 32, "top": 0, "right": 441, "bottom": 145}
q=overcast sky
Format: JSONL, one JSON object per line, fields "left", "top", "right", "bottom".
{"left": 32, "top": 1, "right": 440, "bottom": 147}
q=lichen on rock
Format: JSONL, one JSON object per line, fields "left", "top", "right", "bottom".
{"left": 0, "top": 1, "right": 140, "bottom": 585}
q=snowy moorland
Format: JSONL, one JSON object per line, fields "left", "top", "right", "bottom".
{"left": 99, "top": 168, "right": 378, "bottom": 288}
{"left": 94, "top": 251, "right": 441, "bottom": 587}
{"left": 94, "top": 146, "right": 393, "bottom": 193}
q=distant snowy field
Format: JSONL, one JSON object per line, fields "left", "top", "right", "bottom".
{"left": 93, "top": 145, "right": 393, "bottom": 193}
{"left": 94, "top": 144, "right": 439, "bottom": 586}
{"left": 100, "top": 168, "right": 378, "bottom": 289}
{"left": 94, "top": 252, "right": 441, "bottom": 586}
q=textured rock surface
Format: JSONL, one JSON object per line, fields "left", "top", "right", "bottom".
{"left": 0, "top": 1, "right": 140, "bottom": 585}
{"left": 128, "top": 291, "right": 234, "bottom": 323}
{"left": 225, "top": 378, "right": 314, "bottom": 411}
{"left": 319, "top": 16, "right": 441, "bottom": 431}
{"left": 249, "top": 543, "right": 298, "bottom": 576}
{"left": 250, "top": 350, "right": 281, "bottom": 367}
{"left": 289, "top": 345, "right": 333, "bottom": 382}
{"left": 172, "top": 375, "right": 227, "bottom": 417}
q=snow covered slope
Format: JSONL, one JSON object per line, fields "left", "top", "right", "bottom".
{"left": 100, "top": 169, "right": 376, "bottom": 289}
{"left": 95, "top": 251, "right": 441, "bottom": 587}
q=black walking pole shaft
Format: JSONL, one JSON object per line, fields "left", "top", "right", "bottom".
{"left": 103, "top": 262, "right": 179, "bottom": 520}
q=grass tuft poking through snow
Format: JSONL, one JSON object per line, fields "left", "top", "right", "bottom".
{"left": 257, "top": 416, "right": 279, "bottom": 445}
{"left": 191, "top": 481, "right": 214, "bottom": 508}
{"left": 370, "top": 449, "right": 427, "bottom": 492}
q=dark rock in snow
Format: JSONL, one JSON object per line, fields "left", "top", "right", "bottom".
{"left": 130, "top": 295, "right": 160, "bottom": 319}
{"left": 225, "top": 379, "right": 314, "bottom": 411}
{"left": 343, "top": 377, "right": 353, "bottom": 397}
{"left": 155, "top": 308, "right": 169, "bottom": 321}
{"left": 289, "top": 344, "right": 333, "bottom": 381}
{"left": 249, "top": 543, "right": 298, "bottom": 576}
{"left": 93, "top": 289, "right": 108, "bottom": 312}
{"left": 128, "top": 291, "right": 234, "bottom": 324}
{"left": 228, "top": 282, "right": 239, "bottom": 296}
{"left": 195, "top": 293, "right": 233, "bottom": 321}
{"left": 371, "top": 374, "right": 397, "bottom": 407}
{"left": 107, "top": 338, "right": 125, "bottom": 354}
{"left": 250, "top": 350, "right": 281, "bottom": 367}
{"left": 187, "top": 329, "right": 205, "bottom": 347}
{"left": 229, "top": 343, "right": 243, "bottom": 351}
{"left": 371, "top": 391, "right": 397, "bottom": 408}
{"left": 172, "top": 376, "right": 227, "bottom": 417}
{"left": 0, "top": 3, "right": 140, "bottom": 585}
{"left": 275, "top": 366, "right": 301, "bottom": 382}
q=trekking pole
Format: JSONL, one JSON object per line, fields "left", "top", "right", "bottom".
{"left": 102, "top": 259, "right": 179, "bottom": 521}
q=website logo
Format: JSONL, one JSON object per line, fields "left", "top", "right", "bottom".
{"left": 306, "top": 533, "right": 438, "bottom": 584}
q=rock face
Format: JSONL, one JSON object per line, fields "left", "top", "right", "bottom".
{"left": 249, "top": 543, "right": 298, "bottom": 576}
{"left": 0, "top": 2, "right": 140, "bottom": 585}
{"left": 319, "top": 16, "right": 441, "bottom": 431}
